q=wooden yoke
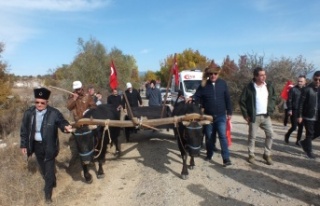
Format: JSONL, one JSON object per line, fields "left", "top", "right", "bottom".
{"left": 72, "top": 113, "right": 213, "bottom": 129}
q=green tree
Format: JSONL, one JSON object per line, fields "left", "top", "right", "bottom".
{"left": 143, "top": 71, "right": 158, "bottom": 82}
{"left": 0, "top": 42, "right": 11, "bottom": 106}
{"left": 108, "top": 47, "right": 138, "bottom": 91}
{"left": 220, "top": 56, "right": 239, "bottom": 110}
{"left": 159, "top": 49, "right": 210, "bottom": 86}
{"left": 68, "top": 37, "right": 109, "bottom": 88}
{"left": 51, "top": 38, "right": 139, "bottom": 92}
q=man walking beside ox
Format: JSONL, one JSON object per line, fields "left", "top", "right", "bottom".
{"left": 20, "top": 87, "right": 72, "bottom": 204}
{"left": 192, "top": 62, "right": 232, "bottom": 167}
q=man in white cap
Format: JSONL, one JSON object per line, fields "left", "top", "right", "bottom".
{"left": 67, "top": 81, "right": 97, "bottom": 121}
{"left": 66, "top": 81, "right": 97, "bottom": 183}
{"left": 122, "top": 82, "right": 143, "bottom": 142}
{"left": 122, "top": 82, "right": 142, "bottom": 110}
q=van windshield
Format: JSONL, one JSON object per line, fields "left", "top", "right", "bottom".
{"left": 183, "top": 80, "right": 201, "bottom": 94}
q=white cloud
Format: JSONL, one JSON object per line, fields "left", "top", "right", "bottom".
{"left": 0, "top": 0, "right": 112, "bottom": 54}
{"left": 140, "top": 49, "right": 151, "bottom": 54}
{"left": 0, "top": 0, "right": 111, "bottom": 12}
{"left": 249, "top": 0, "right": 282, "bottom": 12}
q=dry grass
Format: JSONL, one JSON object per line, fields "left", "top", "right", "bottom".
{"left": 0, "top": 87, "right": 75, "bottom": 205}
{"left": 0, "top": 87, "right": 292, "bottom": 205}
{"left": 0, "top": 136, "right": 43, "bottom": 205}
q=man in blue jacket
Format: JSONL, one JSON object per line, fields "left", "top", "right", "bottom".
{"left": 146, "top": 80, "right": 162, "bottom": 106}
{"left": 20, "top": 88, "right": 72, "bottom": 203}
{"left": 239, "top": 67, "right": 276, "bottom": 165}
{"left": 193, "top": 61, "right": 232, "bottom": 167}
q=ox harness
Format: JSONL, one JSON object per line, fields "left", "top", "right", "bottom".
{"left": 73, "top": 125, "right": 112, "bottom": 164}
{"left": 175, "top": 120, "right": 203, "bottom": 156}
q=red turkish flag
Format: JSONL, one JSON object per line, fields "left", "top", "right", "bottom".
{"left": 226, "top": 119, "right": 232, "bottom": 147}
{"left": 110, "top": 60, "right": 118, "bottom": 89}
{"left": 172, "top": 54, "right": 179, "bottom": 86}
{"left": 280, "top": 80, "right": 294, "bottom": 100}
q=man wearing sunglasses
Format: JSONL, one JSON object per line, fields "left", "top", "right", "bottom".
{"left": 192, "top": 61, "right": 233, "bottom": 167}
{"left": 20, "top": 87, "right": 72, "bottom": 204}
{"left": 298, "top": 71, "right": 320, "bottom": 159}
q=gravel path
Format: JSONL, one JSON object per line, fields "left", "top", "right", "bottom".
{"left": 49, "top": 114, "right": 320, "bottom": 206}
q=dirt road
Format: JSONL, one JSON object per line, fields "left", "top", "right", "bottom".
{"left": 45, "top": 113, "right": 320, "bottom": 206}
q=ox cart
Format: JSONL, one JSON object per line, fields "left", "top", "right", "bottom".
{"left": 72, "top": 103, "right": 213, "bottom": 181}
{"left": 123, "top": 105, "right": 173, "bottom": 142}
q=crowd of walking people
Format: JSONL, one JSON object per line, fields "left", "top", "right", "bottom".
{"left": 19, "top": 62, "right": 319, "bottom": 204}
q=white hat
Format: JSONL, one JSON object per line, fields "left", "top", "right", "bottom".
{"left": 126, "top": 82, "right": 132, "bottom": 89}
{"left": 72, "top": 81, "right": 82, "bottom": 90}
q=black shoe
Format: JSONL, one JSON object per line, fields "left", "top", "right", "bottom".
{"left": 284, "top": 134, "right": 289, "bottom": 144}
{"left": 223, "top": 160, "right": 232, "bottom": 167}
{"left": 295, "top": 141, "right": 301, "bottom": 147}
{"left": 45, "top": 194, "right": 52, "bottom": 204}
{"left": 299, "top": 140, "right": 308, "bottom": 153}
{"left": 306, "top": 152, "right": 316, "bottom": 159}
{"left": 204, "top": 156, "right": 212, "bottom": 161}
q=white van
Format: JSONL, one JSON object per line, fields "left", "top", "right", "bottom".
{"left": 170, "top": 70, "right": 203, "bottom": 104}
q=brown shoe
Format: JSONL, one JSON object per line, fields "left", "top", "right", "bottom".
{"left": 248, "top": 155, "right": 255, "bottom": 164}
{"left": 263, "top": 154, "right": 273, "bottom": 165}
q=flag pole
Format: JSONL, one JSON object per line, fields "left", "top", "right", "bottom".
{"left": 161, "top": 53, "right": 176, "bottom": 118}
{"left": 49, "top": 85, "right": 74, "bottom": 95}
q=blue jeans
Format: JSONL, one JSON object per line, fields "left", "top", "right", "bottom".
{"left": 204, "top": 115, "right": 230, "bottom": 161}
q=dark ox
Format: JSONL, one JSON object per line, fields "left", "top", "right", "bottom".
{"left": 172, "top": 101, "right": 203, "bottom": 180}
{"left": 73, "top": 104, "right": 121, "bottom": 183}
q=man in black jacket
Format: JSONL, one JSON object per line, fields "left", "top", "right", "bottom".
{"left": 239, "top": 67, "right": 277, "bottom": 165}
{"left": 20, "top": 88, "right": 72, "bottom": 204}
{"left": 122, "top": 82, "right": 142, "bottom": 109}
{"left": 107, "top": 88, "right": 122, "bottom": 111}
{"left": 285, "top": 75, "right": 306, "bottom": 145}
{"left": 298, "top": 71, "right": 320, "bottom": 159}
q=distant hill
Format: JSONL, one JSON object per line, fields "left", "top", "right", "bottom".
{"left": 139, "top": 71, "right": 147, "bottom": 77}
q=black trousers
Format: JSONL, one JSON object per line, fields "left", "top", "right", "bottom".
{"left": 33, "top": 141, "right": 56, "bottom": 198}
{"left": 286, "top": 110, "right": 303, "bottom": 141}
{"left": 284, "top": 109, "right": 289, "bottom": 126}
{"left": 302, "top": 120, "right": 320, "bottom": 153}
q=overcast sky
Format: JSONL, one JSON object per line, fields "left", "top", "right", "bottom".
{"left": 1, "top": 0, "right": 319, "bottom": 76}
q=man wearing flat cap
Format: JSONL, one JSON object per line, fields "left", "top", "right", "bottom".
{"left": 192, "top": 61, "right": 233, "bottom": 167}
{"left": 20, "top": 87, "right": 72, "bottom": 204}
